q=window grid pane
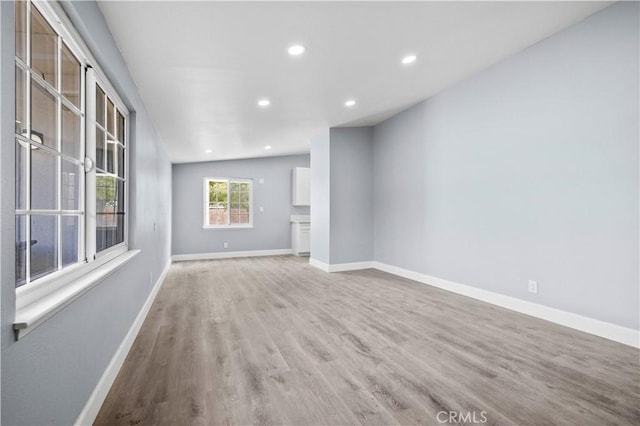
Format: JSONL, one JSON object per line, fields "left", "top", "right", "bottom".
{"left": 61, "top": 215, "right": 79, "bottom": 267}
{"left": 30, "top": 148, "right": 58, "bottom": 211}
{"left": 16, "top": 140, "right": 28, "bottom": 211}
{"left": 61, "top": 104, "right": 81, "bottom": 159}
{"left": 31, "top": 79, "right": 56, "bottom": 149}
{"left": 96, "top": 86, "right": 105, "bottom": 127}
{"left": 30, "top": 214, "right": 58, "bottom": 281}
{"left": 61, "top": 42, "right": 80, "bottom": 108}
{"left": 16, "top": 0, "right": 27, "bottom": 62}
{"left": 96, "top": 127, "right": 105, "bottom": 171}
{"left": 107, "top": 99, "right": 115, "bottom": 135}
{"left": 95, "top": 174, "right": 125, "bottom": 252}
{"left": 16, "top": 215, "right": 27, "bottom": 287}
{"left": 16, "top": 65, "right": 27, "bottom": 134}
{"left": 30, "top": 6, "right": 57, "bottom": 88}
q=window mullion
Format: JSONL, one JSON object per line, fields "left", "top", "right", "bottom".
{"left": 227, "top": 180, "right": 231, "bottom": 226}
{"left": 24, "top": 0, "right": 32, "bottom": 285}
{"left": 78, "top": 59, "right": 87, "bottom": 263}
{"left": 56, "top": 34, "right": 62, "bottom": 271}
{"left": 85, "top": 68, "right": 97, "bottom": 262}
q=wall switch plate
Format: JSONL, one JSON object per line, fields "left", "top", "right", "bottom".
{"left": 259, "top": 206, "right": 264, "bottom": 212}
{"left": 258, "top": 178, "right": 264, "bottom": 184}
{"left": 223, "top": 242, "right": 229, "bottom": 249}
{"left": 528, "top": 280, "right": 538, "bottom": 294}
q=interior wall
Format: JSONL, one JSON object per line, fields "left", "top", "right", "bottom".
{"left": 172, "top": 154, "right": 310, "bottom": 256}
{"left": 310, "top": 131, "right": 331, "bottom": 264}
{"left": 1, "top": 2, "right": 173, "bottom": 425}
{"left": 329, "top": 127, "right": 374, "bottom": 264}
{"left": 373, "top": 2, "right": 639, "bottom": 330}
{"left": 0, "top": 3, "right": 14, "bottom": 422}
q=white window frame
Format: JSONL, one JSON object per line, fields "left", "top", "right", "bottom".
{"left": 13, "top": 0, "right": 136, "bottom": 339}
{"left": 203, "top": 177, "right": 254, "bottom": 229}
{"left": 87, "top": 72, "right": 129, "bottom": 261}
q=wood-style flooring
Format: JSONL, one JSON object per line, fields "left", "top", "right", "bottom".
{"left": 95, "top": 256, "right": 640, "bottom": 425}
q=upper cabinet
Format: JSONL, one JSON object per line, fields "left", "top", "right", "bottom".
{"left": 292, "top": 167, "right": 310, "bottom": 206}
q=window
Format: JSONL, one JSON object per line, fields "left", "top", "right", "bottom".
{"left": 204, "top": 178, "right": 253, "bottom": 228}
{"left": 14, "top": 0, "right": 128, "bottom": 292}
{"left": 94, "top": 84, "right": 127, "bottom": 253}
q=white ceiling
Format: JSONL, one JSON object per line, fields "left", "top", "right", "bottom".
{"left": 98, "top": 1, "right": 612, "bottom": 164}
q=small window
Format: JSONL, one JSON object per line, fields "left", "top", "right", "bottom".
{"left": 204, "top": 178, "right": 253, "bottom": 228}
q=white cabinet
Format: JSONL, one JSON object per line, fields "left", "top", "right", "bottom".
{"left": 291, "top": 216, "right": 310, "bottom": 256}
{"left": 292, "top": 167, "right": 310, "bottom": 206}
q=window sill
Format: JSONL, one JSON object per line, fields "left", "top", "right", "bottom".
{"left": 13, "top": 249, "right": 140, "bottom": 340}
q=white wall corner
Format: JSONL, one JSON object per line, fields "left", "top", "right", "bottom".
{"left": 372, "top": 262, "right": 639, "bottom": 348}
{"left": 172, "top": 249, "right": 292, "bottom": 262}
{"left": 308, "top": 258, "right": 331, "bottom": 272}
{"left": 74, "top": 258, "right": 172, "bottom": 426}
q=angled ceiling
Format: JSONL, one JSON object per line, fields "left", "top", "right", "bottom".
{"left": 98, "top": 1, "right": 612, "bottom": 163}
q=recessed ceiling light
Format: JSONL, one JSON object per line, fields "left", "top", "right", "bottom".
{"left": 345, "top": 99, "right": 356, "bottom": 107}
{"left": 205, "top": 149, "right": 212, "bottom": 153}
{"left": 264, "top": 145, "right": 272, "bottom": 150}
{"left": 402, "top": 54, "right": 417, "bottom": 65}
{"left": 258, "top": 99, "right": 270, "bottom": 107}
{"left": 288, "top": 45, "right": 306, "bottom": 56}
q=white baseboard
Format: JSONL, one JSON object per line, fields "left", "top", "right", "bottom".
{"left": 308, "top": 259, "right": 374, "bottom": 272}
{"left": 172, "top": 249, "right": 292, "bottom": 262}
{"left": 329, "top": 261, "right": 374, "bottom": 272}
{"left": 74, "top": 259, "right": 172, "bottom": 426}
{"left": 372, "top": 261, "right": 639, "bottom": 348}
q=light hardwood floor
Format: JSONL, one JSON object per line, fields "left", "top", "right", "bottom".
{"left": 95, "top": 256, "right": 640, "bottom": 425}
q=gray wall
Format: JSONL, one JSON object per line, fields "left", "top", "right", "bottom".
{"left": 310, "top": 131, "right": 331, "bottom": 264}
{"left": 329, "top": 127, "right": 374, "bottom": 264}
{"left": 172, "top": 155, "right": 310, "bottom": 255}
{"left": 1, "top": 2, "right": 173, "bottom": 425}
{"left": 373, "top": 2, "right": 639, "bottom": 330}
{"left": 0, "top": 3, "right": 13, "bottom": 422}
{"left": 373, "top": 104, "right": 426, "bottom": 272}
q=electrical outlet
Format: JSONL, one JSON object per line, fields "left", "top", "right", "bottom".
{"left": 528, "top": 280, "right": 538, "bottom": 294}
{"left": 223, "top": 242, "right": 229, "bottom": 249}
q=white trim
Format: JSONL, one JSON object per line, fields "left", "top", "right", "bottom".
{"left": 328, "top": 261, "right": 374, "bottom": 272}
{"left": 372, "top": 261, "right": 640, "bottom": 348}
{"left": 14, "top": 249, "right": 140, "bottom": 339}
{"left": 74, "top": 259, "right": 171, "bottom": 426}
{"left": 172, "top": 249, "right": 292, "bottom": 262}
{"left": 308, "top": 260, "right": 374, "bottom": 273}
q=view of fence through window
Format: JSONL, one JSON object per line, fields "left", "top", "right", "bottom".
{"left": 207, "top": 179, "right": 251, "bottom": 226}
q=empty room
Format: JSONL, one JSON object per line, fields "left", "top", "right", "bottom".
{"left": 0, "top": 0, "right": 638, "bottom": 425}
